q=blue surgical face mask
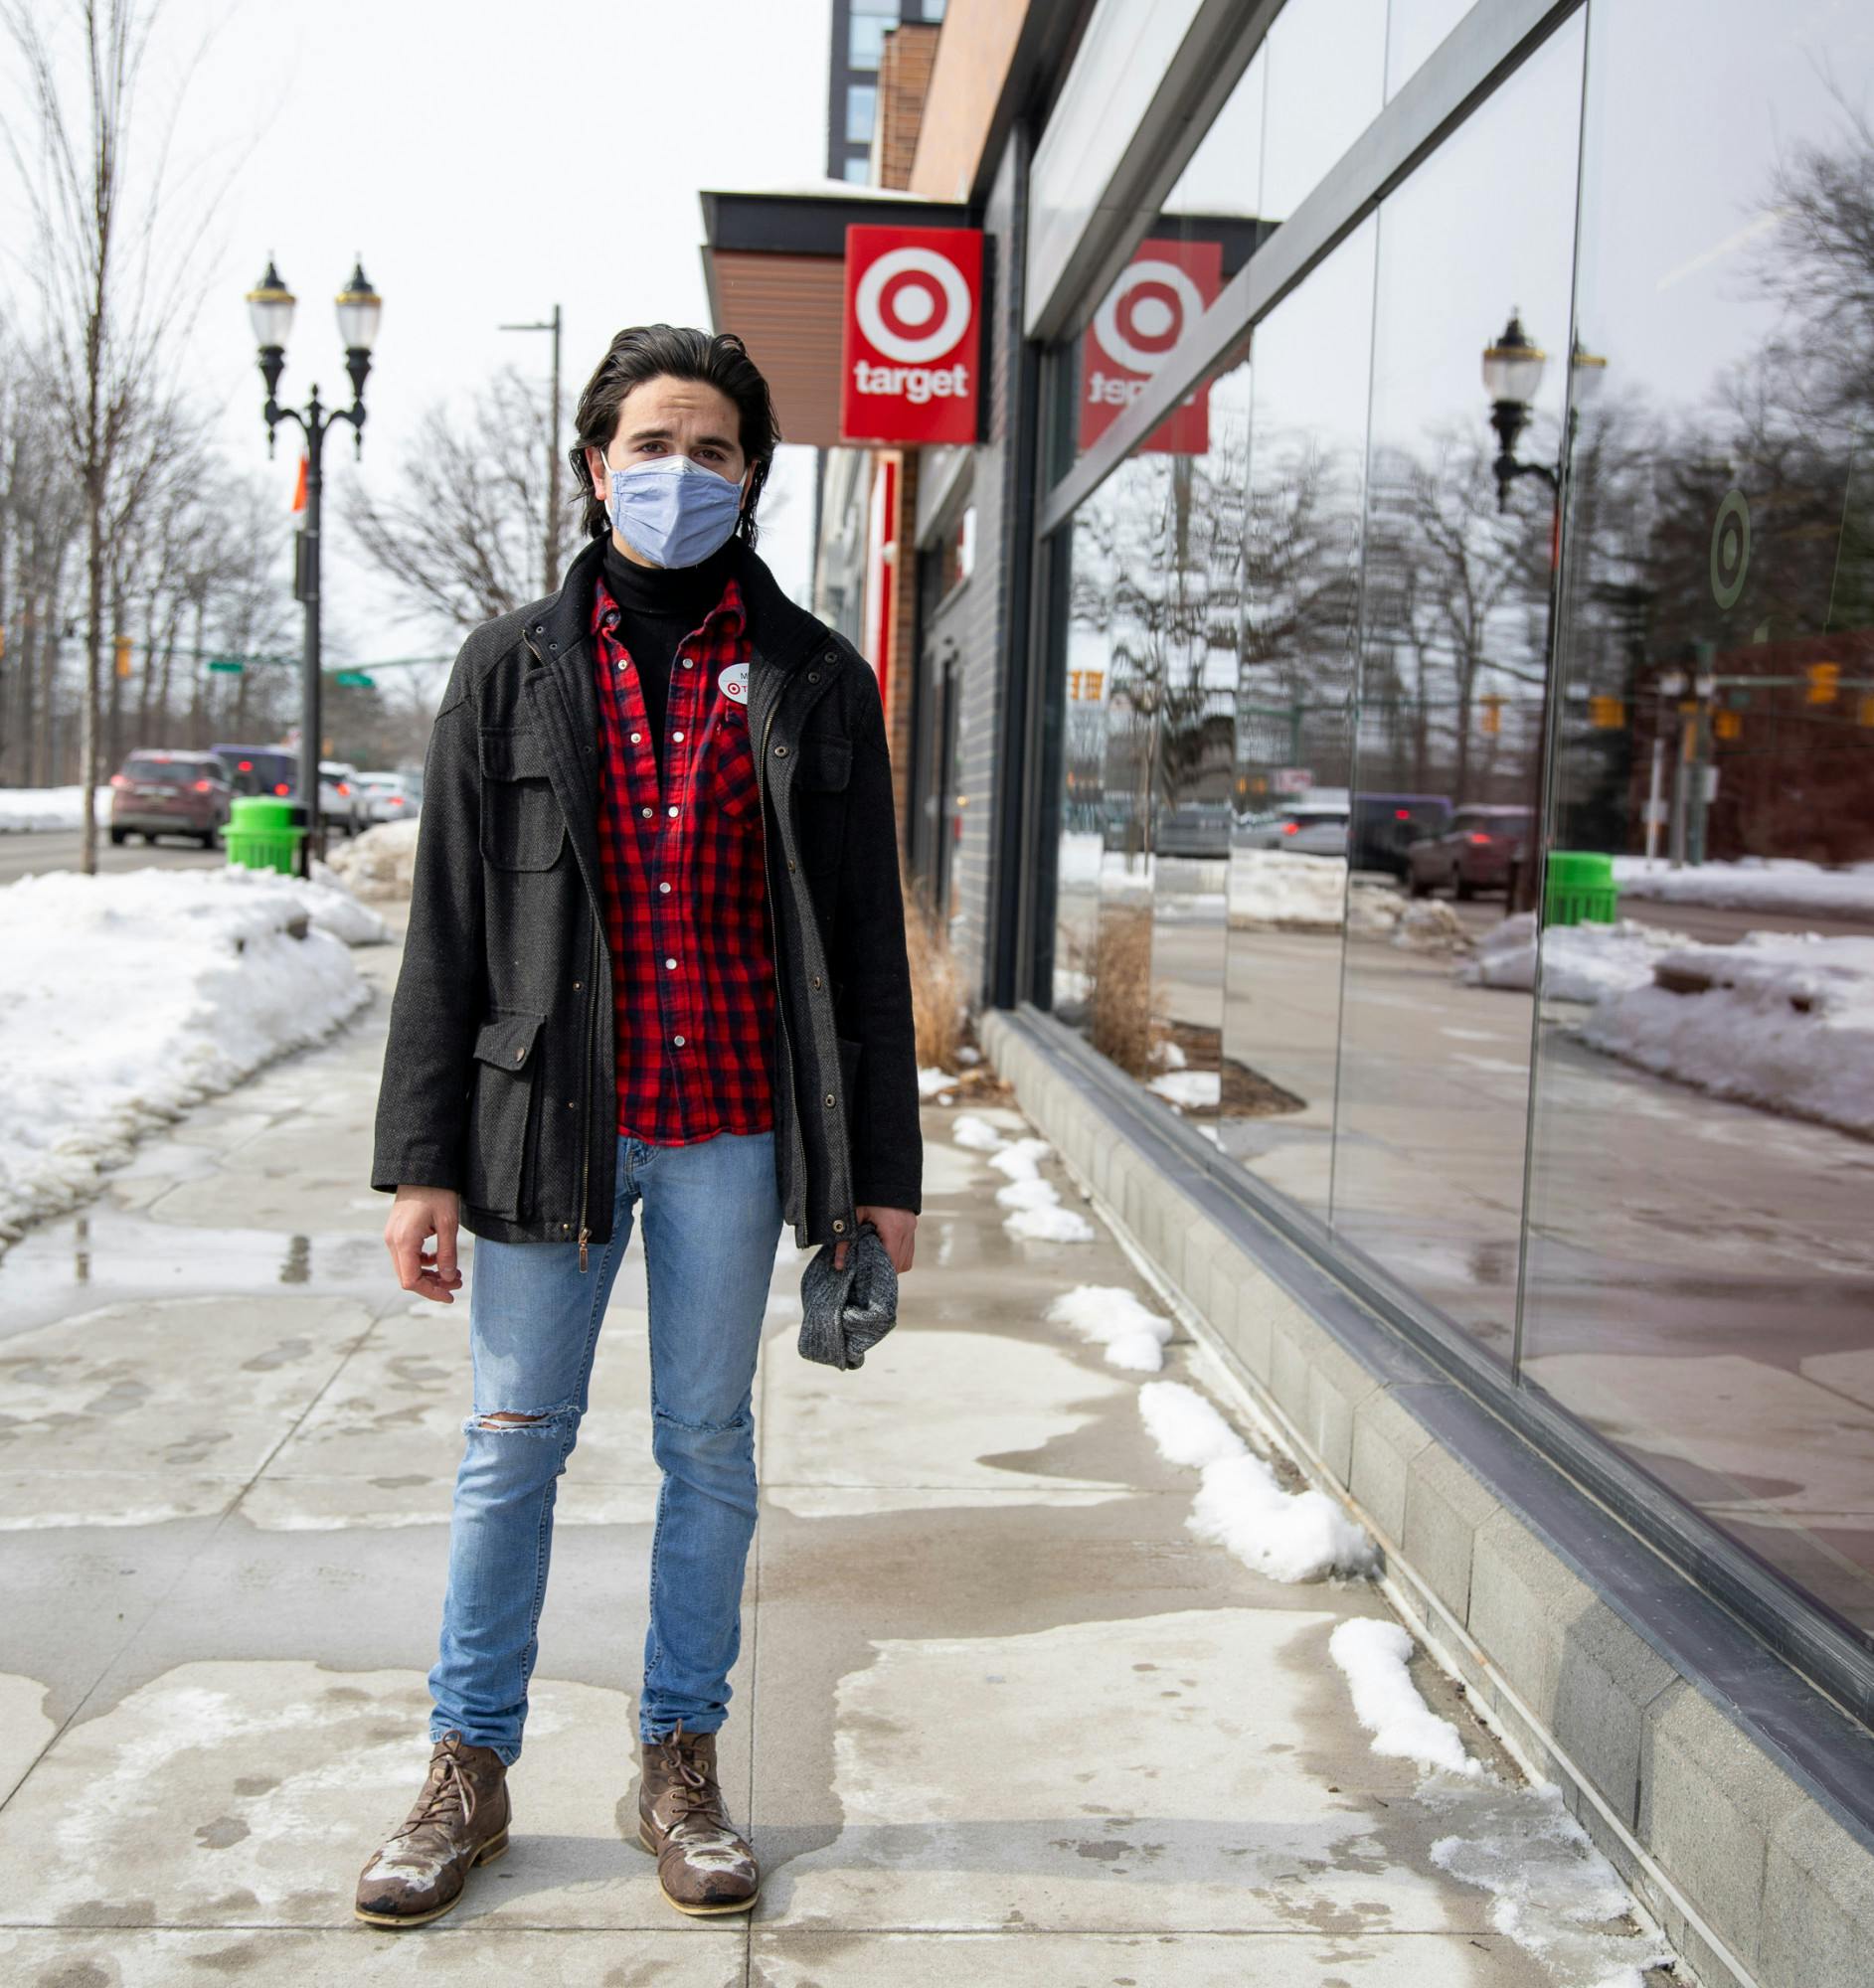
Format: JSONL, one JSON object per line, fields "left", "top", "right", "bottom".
{"left": 605, "top": 452, "right": 746, "bottom": 568}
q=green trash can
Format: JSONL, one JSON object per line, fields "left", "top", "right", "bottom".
{"left": 1544, "top": 849, "right": 1618, "bottom": 926}
{"left": 225, "top": 794, "right": 305, "bottom": 876}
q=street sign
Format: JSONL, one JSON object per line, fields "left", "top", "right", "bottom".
{"left": 1079, "top": 238, "right": 1224, "bottom": 456}
{"left": 840, "top": 224, "right": 983, "bottom": 446}
{"left": 334, "top": 670, "right": 374, "bottom": 688}
{"left": 207, "top": 658, "right": 244, "bottom": 674}
{"left": 1272, "top": 767, "right": 1313, "bottom": 794}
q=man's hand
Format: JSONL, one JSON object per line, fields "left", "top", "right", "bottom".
{"left": 386, "top": 1186, "right": 464, "bottom": 1304}
{"left": 836, "top": 1205, "right": 916, "bottom": 1274}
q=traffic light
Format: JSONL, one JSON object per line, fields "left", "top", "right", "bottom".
{"left": 1714, "top": 708, "right": 1743, "bottom": 742}
{"left": 1478, "top": 693, "right": 1505, "bottom": 737}
{"left": 1806, "top": 661, "right": 1840, "bottom": 705}
{"left": 1588, "top": 695, "right": 1625, "bottom": 730}
{"left": 113, "top": 635, "right": 133, "bottom": 680}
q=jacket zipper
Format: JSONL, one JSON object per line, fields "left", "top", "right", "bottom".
{"left": 578, "top": 915, "right": 599, "bottom": 1270}
{"left": 760, "top": 692, "right": 810, "bottom": 1233}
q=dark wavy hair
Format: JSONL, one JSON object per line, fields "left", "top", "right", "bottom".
{"left": 569, "top": 325, "right": 780, "bottom": 548}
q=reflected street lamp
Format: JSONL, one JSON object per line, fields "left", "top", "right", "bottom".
{"left": 246, "top": 254, "right": 383, "bottom": 874}
{"left": 1479, "top": 310, "right": 1610, "bottom": 913}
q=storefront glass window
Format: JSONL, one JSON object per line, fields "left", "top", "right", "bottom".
{"left": 1383, "top": 0, "right": 1474, "bottom": 101}
{"left": 1218, "top": 220, "right": 1376, "bottom": 1219}
{"left": 1329, "top": 14, "right": 1585, "bottom": 1356}
{"left": 1521, "top": 0, "right": 1874, "bottom": 1649}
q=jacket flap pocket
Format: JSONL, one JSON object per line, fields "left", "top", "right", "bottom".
{"left": 472, "top": 1012, "right": 546, "bottom": 1070}
{"left": 480, "top": 727, "right": 552, "bottom": 781}
{"left": 797, "top": 736, "right": 852, "bottom": 791}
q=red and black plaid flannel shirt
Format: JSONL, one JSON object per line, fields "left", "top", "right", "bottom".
{"left": 590, "top": 574, "right": 776, "bottom": 1144}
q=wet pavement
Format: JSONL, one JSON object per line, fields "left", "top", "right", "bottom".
{"left": 0, "top": 909, "right": 1676, "bottom": 1984}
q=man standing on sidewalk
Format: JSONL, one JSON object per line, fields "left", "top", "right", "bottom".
{"left": 361, "top": 325, "right": 922, "bottom": 1927}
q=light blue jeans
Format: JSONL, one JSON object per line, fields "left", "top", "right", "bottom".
{"left": 428, "top": 1129, "right": 782, "bottom": 1760}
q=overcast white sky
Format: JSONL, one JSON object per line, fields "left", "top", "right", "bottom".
{"left": 2, "top": 0, "right": 834, "bottom": 669}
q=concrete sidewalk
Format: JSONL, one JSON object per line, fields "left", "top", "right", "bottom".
{"left": 0, "top": 911, "right": 1678, "bottom": 1985}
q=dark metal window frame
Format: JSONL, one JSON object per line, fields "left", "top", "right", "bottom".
{"left": 1004, "top": 0, "right": 1874, "bottom": 1729}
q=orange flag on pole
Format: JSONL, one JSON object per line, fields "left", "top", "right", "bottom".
{"left": 291, "top": 454, "right": 308, "bottom": 513}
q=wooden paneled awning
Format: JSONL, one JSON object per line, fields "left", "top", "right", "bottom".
{"left": 700, "top": 185, "right": 967, "bottom": 448}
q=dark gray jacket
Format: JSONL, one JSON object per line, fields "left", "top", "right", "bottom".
{"left": 370, "top": 533, "right": 923, "bottom": 1255}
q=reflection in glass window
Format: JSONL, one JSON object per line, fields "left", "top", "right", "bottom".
{"left": 846, "top": 84, "right": 877, "bottom": 146}
{"left": 1261, "top": 0, "right": 1386, "bottom": 221}
{"left": 1218, "top": 219, "right": 1378, "bottom": 1219}
{"left": 1328, "top": 13, "right": 1586, "bottom": 1357}
{"left": 849, "top": 14, "right": 887, "bottom": 70}
{"left": 841, "top": 155, "right": 871, "bottom": 185}
{"left": 1522, "top": 0, "right": 1874, "bottom": 1650}
{"left": 1383, "top": 0, "right": 1475, "bottom": 101}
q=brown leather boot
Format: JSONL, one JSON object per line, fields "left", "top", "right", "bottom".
{"left": 354, "top": 1732, "right": 511, "bottom": 1928}
{"left": 635, "top": 1720, "right": 760, "bottom": 1915}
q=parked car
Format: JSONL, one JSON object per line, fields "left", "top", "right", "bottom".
{"left": 212, "top": 743, "right": 298, "bottom": 799}
{"left": 1237, "top": 801, "right": 1350, "bottom": 857}
{"left": 108, "top": 749, "right": 234, "bottom": 848}
{"left": 1406, "top": 805, "right": 1532, "bottom": 899}
{"left": 1154, "top": 800, "right": 1231, "bottom": 859}
{"left": 354, "top": 770, "right": 421, "bottom": 825}
{"left": 319, "top": 760, "right": 364, "bottom": 837}
{"left": 1349, "top": 793, "right": 1452, "bottom": 877}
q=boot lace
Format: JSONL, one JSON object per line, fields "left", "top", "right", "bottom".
{"left": 392, "top": 1745, "right": 477, "bottom": 1844}
{"left": 654, "top": 1720, "right": 729, "bottom": 1833}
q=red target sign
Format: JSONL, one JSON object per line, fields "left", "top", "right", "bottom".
{"left": 841, "top": 224, "right": 982, "bottom": 446}
{"left": 1079, "top": 238, "right": 1223, "bottom": 455}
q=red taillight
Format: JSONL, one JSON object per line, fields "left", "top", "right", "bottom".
{"left": 1468, "top": 832, "right": 1492, "bottom": 846}
{"left": 193, "top": 778, "right": 213, "bottom": 792}
{"left": 389, "top": 795, "right": 404, "bottom": 806}
{"left": 274, "top": 782, "right": 290, "bottom": 796}
{"left": 336, "top": 781, "right": 350, "bottom": 795}
{"left": 1280, "top": 821, "right": 1299, "bottom": 836}
{"left": 110, "top": 772, "right": 129, "bottom": 788}
{"left": 1394, "top": 808, "right": 1411, "bottom": 820}
{"left": 238, "top": 758, "right": 253, "bottom": 771}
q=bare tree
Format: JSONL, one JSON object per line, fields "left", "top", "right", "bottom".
{"left": 1, "top": 0, "right": 220, "bottom": 865}
{"left": 345, "top": 366, "right": 583, "bottom": 629}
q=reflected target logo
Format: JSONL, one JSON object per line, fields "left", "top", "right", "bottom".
{"left": 855, "top": 247, "right": 974, "bottom": 365}
{"left": 1080, "top": 238, "right": 1223, "bottom": 457}
{"left": 1093, "top": 258, "right": 1206, "bottom": 375}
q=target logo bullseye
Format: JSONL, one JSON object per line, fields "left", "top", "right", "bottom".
{"left": 1080, "top": 238, "right": 1223, "bottom": 457}
{"left": 842, "top": 224, "right": 983, "bottom": 445}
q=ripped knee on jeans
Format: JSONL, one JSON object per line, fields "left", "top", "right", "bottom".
{"left": 467, "top": 1403, "right": 577, "bottom": 1435}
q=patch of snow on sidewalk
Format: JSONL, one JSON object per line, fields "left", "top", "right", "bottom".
{"left": 951, "top": 1112, "right": 1005, "bottom": 1151}
{"left": 1328, "top": 1619, "right": 1479, "bottom": 1777}
{"left": 1462, "top": 911, "right": 1689, "bottom": 1002}
{"left": 1615, "top": 853, "right": 1874, "bottom": 917}
{"left": 917, "top": 1066, "right": 956, "bottom": 1098}
{"left": 1141, "top": 1381, "right": 1377, "bottom": 1580}
{"left": 0, "top": 868, "right": 376, "bottom": 1242}
{"left": 1046, "top": 1283, "right": 1173, "bottom": 1372}
{"left": 1583, "top": 931, "right": 1874, "bottom": 1136}
{"left": 1005, "top": 1202, "right": 1096, "bottom": 1242}
{"left": 989, "top": 1136, "right": 1052, "bottom": 1180}
{"left": 1228, "top": 849, "right": 1348, "bottom": 928}
{"left": 0, "top": 784, "right": 111, "bottom": 833}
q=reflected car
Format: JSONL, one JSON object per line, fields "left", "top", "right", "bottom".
{"left": 1350, "top": 794, "right": 1452, "bottom": 877}
{"left": 212, "top": 743, "right": 298, "bottom": 799}
{"left": 319, "top": 760, "right": 363, "bottom": 837}
{"left": 1237, "top": 802, "right": 1350, "bottom": 856}
{"left": 1154, "top": 801, "right": 1232, "bottom": 859}
{"left": 355, "top": 771, "right": 421, "bottom": 824}
{"left": 1406, "top": 805, "right": 1532, "bottom": 899}
{"left": 108, "top": 749, "right": 234, "bottom": 848}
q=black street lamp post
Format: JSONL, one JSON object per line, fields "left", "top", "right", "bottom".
{"left": 246, "top": 256, "right": 383, "bottom": 875}
{"left": 1479, "top": 308, "right": 1607, "bottom": 912}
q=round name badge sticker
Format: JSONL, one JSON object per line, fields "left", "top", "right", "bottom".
{"left": 719, "top": 662, "right": 750, "bottom": 706}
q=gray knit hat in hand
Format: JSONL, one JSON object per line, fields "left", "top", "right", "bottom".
{"left": 798, "top": 1219, "right": 899, "bottom": 1370}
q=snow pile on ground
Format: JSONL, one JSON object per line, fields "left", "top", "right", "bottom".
{"left": 952, "top": 1117, "right": 1097, "bottom": 1242}
{"left": 323, "top": 816, "right": 422, "bottom": 900}
{"left": 1331, "top": 1618, "right": 1673, "bottom": 1984}
{"left": 0, "top": 784, "right": 111, "bottom": 834}
{"left": 1584, "top": 931, "right": 1874, "bottom": 1137}
{"left": 1139, "top": 1380, "right": 1377, "bottom": 1581}
{"left": 1045, "top": 1283, "right": 1174, "bottom": 1372}
{"left": 1429, "top": 1784, "right": 1671, "bottom": 1988}
{"left": 1227, "top": 849, "right": 1347, "bottom": 928}
{"left": 1146, "top": 1069, "right": 1220, "bottom": 1110}
{"left": 1390, "top": 898, "right": 1472, "bottom": 952}
{"left": 917, "top": 1066, "right": 956, "bottom": 1098}
{"left": 1615, "top": 853, "right": 1874, "bottom": 917}
{"left": 0, "top": 867, "right": 377, "bottom": 1242}
{"left": 1328, "top": 1619, "right": 1480, "bottom": 1777}
{"left": 1462, "top": 911, "right": 1690, "bottom": 1002}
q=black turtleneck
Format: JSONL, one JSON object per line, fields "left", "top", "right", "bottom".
{"left": 598, "top": 538, "right": 739, "bottom": 774}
